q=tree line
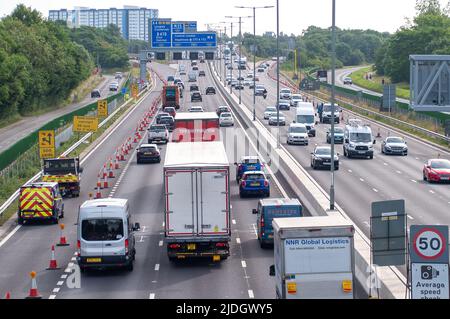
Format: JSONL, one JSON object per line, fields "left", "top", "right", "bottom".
{"left": 240, "top": 27, "right": 389, "bottom": 71}
{"left": 375, "top": 0, "right": 450, "bottom": 83}
{"left": 0, "top": 5, "right": 129, "bottom": 121}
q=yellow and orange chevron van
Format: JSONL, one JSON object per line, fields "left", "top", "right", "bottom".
{"left": 18, "top": 182, "right": 64, "bottom": 225}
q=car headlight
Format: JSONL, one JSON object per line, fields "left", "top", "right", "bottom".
{"left": 349, "top": 144, "right": 356, "bottom": 149}
{"left": 385, "top": 145, "right": 391, "bottom": 150}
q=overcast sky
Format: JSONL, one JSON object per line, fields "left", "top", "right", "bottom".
{"left": 1, "top": 1, "right": 448, "bottom": 35}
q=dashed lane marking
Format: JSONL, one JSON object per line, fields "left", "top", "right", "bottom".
{"left": 154, "top": 264, "right": 160, "bottom": 271}
{"left": 53, "top": 288, "right": 60, "bottom": 293}
{"left": 407, "top": 215, "right": 414, "bottom": 220}
{"left": 373, "top": 188, "right": 379, "bottom": 193}
{"left": 149, "top": 293, "right": 155, "bottom": 299}
{"left": 248, "top": 290, "right": 255, "bottom": 299}
{"left": 232, "top": 219, "right": 237, "bottom": 225}
{"left": 159, "top": 240, "right": 164, "bottom": 247}
{"left": 360, "top": 178, "right": 365, "bottom": 182}
{"left": 49, "top": 295, "right": 56, "bottom": 300}
{"left": 236, "top": 238, "right": 241, "bottom": 244}
{"left": 241, "top": 261, "right": 247, "bottom": 268}
{"left": 57, "top": 281, "right": 64, "bottom": 286}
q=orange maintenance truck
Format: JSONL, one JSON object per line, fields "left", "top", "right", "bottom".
{"left": 162, "top": 85, "right": 181, "bottom": 110}
{"left": 42, "top": 157, "right": 82, "bottom": 197}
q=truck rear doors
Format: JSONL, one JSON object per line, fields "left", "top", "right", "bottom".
{"left": 165, "top": 169, "right": 230, "bottom": 237}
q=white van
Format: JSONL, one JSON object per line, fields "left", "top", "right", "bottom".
{"left": 343, "top": 121, "right": 376, "bottom": 159}
{"left": 294, "top": 103, "right": 317, "bottom": 137}
{"left": 188, "top": 71, "right": 197, "bottom": 82}
{"left": 76, "top": 198, "right": 140, "bottom": 272}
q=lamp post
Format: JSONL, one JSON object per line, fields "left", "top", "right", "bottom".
{"left": 330, "top": 0, "right": 336, "bottom": 211}
{"left": 225, "top": 15, "right": 251, "bottom": 104}
{"left": 276, "top": 0, "right": 280, "bottom": 148}
{"left": 235, "top": 5, "right": 274, "bottom": 120}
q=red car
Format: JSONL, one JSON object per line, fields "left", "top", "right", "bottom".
{"left": 163, "top": 107, "right": 176, "bottom": 118}
{"left": 423, "top": 159, "right": 450, "bottom": 183}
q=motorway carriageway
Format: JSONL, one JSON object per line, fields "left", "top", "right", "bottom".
{"left": 0, "top": 60, "right": 314, "bottom": 299}
{"left": 221, "top": 58, "right": 450, "bottom": 275}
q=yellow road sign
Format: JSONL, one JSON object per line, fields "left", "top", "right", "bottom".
{"left": 73, "top": 116, "right": 98, "bottom": 133}
{"left": 97, "top": 99, "right": 108, "bottom": 117}
{"left": 39, "top": 130, "right": 55, "bottom": 148}
{"left": 39, "top": 147, "right": 55, "bottom": 159}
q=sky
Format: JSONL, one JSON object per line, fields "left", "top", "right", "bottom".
{"left": 1, "top": 0, "right": 449, "bottom": 35}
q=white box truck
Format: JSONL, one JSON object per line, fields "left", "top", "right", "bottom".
{"left": 270, "top": 215, "right": 355, "bottom": 299}
{"left": 164, "top": 142, "right": 231, "bottom": 262}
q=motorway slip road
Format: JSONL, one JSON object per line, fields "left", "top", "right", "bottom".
{"left": 0, "top": 74, "right": 124, "bottom": 154}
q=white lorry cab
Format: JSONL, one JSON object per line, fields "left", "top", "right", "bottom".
{"left": 343, "top": 120, "right": 376, "bottom": 159}
{"left": 294, "top": 103, "right": 317, "bottom": 137}
{"left": 76, "top": 198, "right": 140, "bottom": 272}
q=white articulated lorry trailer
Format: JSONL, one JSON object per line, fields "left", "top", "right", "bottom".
{"left": 164, "top": 142, "right": 231, "bottom": 262}
{"left": 270, "top": 215, "right": 355, "bottom": 299}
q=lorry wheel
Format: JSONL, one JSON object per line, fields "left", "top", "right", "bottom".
{"left": 52, "top": 217, "right": 59, "bottom": 225}
{"left": 18, "top": 217, "right": 24, "bottom": 225}
{"left": 239, "top": 192, "right": 245, "bottom": 198}
{"left": 369, "top": 155, "right": 373, "bottom": 159}
{"left": 168, "top": 256, "right": 178, "bottom": 262}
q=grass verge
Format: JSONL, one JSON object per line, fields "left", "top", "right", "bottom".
{"left": 350, "top": 66, "right": 410, "bottom": 100}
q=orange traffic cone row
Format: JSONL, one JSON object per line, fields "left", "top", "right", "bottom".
{"left": 47, "top": 245, "right": 60, "bottom": 270}
{"left": 25, "top": 272, "right": 42, "bottom": 299}
{"left": 57, "top": 224, "right": 69, "bottom": 247}
{"left": 5, "top": 292, "right": 11, "bottom": 299}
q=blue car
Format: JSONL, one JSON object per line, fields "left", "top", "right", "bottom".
{"left": 239, "top": 171, "right": 270, "bottom": 198}
{"left": 234, "top": 156, "right": 263, "bottom": 183}
{"left": 253, "top": 198, "right": 302, "bottom": 248}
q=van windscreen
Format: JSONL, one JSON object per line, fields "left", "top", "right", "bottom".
{"left": 82, "top": 219, "right": 124, "bottom": 241}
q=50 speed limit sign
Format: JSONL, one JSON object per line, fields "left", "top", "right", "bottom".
{"left": 410, "top": 226, "right": 449, "bottom": 263}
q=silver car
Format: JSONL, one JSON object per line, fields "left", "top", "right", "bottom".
{"left": 268, "top": 114, "right": 286, "bottom": 126}
{"left": 381, "top": 136, "right": 408, "bottom": 156}
{"left": 219, "top": 112, "right": 235, "bottom": 127}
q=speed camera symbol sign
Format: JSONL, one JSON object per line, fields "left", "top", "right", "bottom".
{"left": 410, "top": 226, "right": 449, "bottom": 263}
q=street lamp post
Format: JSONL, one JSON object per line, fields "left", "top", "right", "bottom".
{"left": 330, "top": 0, "right": 336, "bottom": 211}
{"left": 276, "top": 0, "right": 280, "bottom": 148}
{"left": 235, "top": 5, "right": 274, "bottom": 120}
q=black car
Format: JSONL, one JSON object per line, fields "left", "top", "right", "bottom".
{"left": 310, "top": 146, "right": 339, "bottom": 170}
{"left": 137, "top": 144, "right": 161, "bottom": 164}
{"left": 191, "top": 92, "right": 203, "bottom": 102}
{"left": 200, "top": 59, "right": 205, "bottom": 63}
{"left": 199, "top": 71, "right": 206, "bottom": 77}
{"left": 206, "top": 87, "right": 216, "bottom": 95}
{"left": 156, "top": 112, "right": 170, "bottom": 124}
{"left": 235, "top": 84, "right": 244, "bottom": 90}
{"left": 91, "top": 89, "right": 101, "bottom": 98}
{"left": 159, "top": 116, "right": 175, "bottom": 132}
{"left": 190, "top": 85, "right": 199, "bottom": 92}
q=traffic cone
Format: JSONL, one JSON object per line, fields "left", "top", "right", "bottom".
{"left": 133, "top": 133, "right": 138, "bottom": 144}
{"left": 25, "top": 272, "right": 42, "bottom": 299}
{"left": 109, "top": 159, "right": 114, "bottom": 170}
{"left": 376, "top": 128, "right": 381, "bottom": 138}
{"left": 5, "top": 292, "right": 11, "bottom": 299}
{"left": 114, "top": 158, "right": 120, "bottom": 170}
{"left": 102, "top": 166, "right": 107, "bottom": 179}
{"left": 57, "top": 224, "right": 69, "bottom": 247}
{"left": 47, "top": 245, "right": 60, "bottom": 270}
{"left": 108, "top": 167, "right": 115, "bottom": 178}
{"left": 96, "top": 176, "right": 102, "bottom": 189}
{"left": 95, "top": 186, "right": 102, "bottom": 199}
{"left": 103, "top": 176, "right": 109, "bottom": 189}
{"left": 120, "top": 148, "right": 125, "bottom": 161}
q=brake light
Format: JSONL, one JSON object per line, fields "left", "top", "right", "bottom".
{"left": 169, "top": 244, "right": 181, "bottom": 249}
{"left": 125, "top": 239, "right": 129, "bottom": 255}
{"left": 241, "top": 181, "right": 246, "bottom": 187}
{"left": 260, "top": 216, "right": 265, "bottom": 228}
{"left": 264, "top": 180, "right": 269, "bottom": 187}
{"left": 216, "top": 243, "right": 227, "bottom": 248}
{"left": 77, "top": 240, "right": 81, "bottom": 256}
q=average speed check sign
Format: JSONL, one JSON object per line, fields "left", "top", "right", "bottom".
{"left": 410, "top": 226, "right": 449, "bottom": 263}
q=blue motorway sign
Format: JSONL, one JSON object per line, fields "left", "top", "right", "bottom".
{"left": 172, "top": 33, "right": 217, "bottom": 48}
{"left": 172, "top": 23, "right": 184, "bottom": 33}
{"left": 151, "top": 20, "right": 171, "bottom": 48}
{"left": 185, "top": 22, "right": 197, "bottom": 32}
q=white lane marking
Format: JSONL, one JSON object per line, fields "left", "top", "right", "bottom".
{"left": 138, "top": 236, "right": 144, "bottom": 243}
{"left": 71, "top": 257, "right": 76, "bottom": 261}
{"left": 348, "top": 170, "right": 353, "bottom": 173}
{"left": 248, "top": 290, "right": 255, "bottom": 299}
{"left": 162, "top": 222, "right": 165, "bottom": 227}
{"left": 411, "top": 179, "right": 417, "bottom": 183}
{"left": 251, "top": 224, "right": 258, "bottom": 238}
{"left": 159, "top": 240, "right": 164, "bottom": 247}
{"left": 429, "top": 190, "right": 435, "bottom": 194}
{"left": 61, "top": 275, "right": 68, "bottom": 279}
{"left": 232, "top": 219, "right": 237, "bottom": 225}
{"left": 383, "top": 163, "right": 388, "bottom": 166}
{"left": 396, "top": 170, "right": 402, "bottom": 174}
{"left": 149, "top": 293, "right": 155, "bottom": 299}
{"left": 373, "top": 188, "right": 379, "bottom": 193}
{"left": 68, "top": 263, "right": 74, "bottom": 267}
{"left": 236, "top": 238, "right": 241, "bottom": 244}
{"left": 0, "top": 226, "right": 21, "bottom": 248}
{"left": 241, "top": 260, "right": 247, "bottom": 268}
{"left": 360, "top": 178, "right": 365, "bottom": 182}
{"left": 53, "top": 288, "right": 60, "bottom": 293}
{"left": 49, "top": 295, "right": 56, "bottom": 300}
{"left": 64, "top": 268, "right": 72, "bottom": 273}
{"left": 154, "top": 264, "right": 160, "bottom": 271}
{"left": 407, "top": 215, "right": 414, "bottom": 220}
{"left": 57, "top": 281, "right": 64, "bottom": 286}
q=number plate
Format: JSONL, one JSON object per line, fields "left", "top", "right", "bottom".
{"left": 187, "top": 244, "right": 196, "bottom": 251}
{"left": 86, "top": 258, "right": 102, "bottom": 263}
{"left": 358, "top": 151, "right": 366, "bottom": 154}
{"left": 250, "top": 183, "right": 260, "bottom": 187}
{"left": 441, "top": 177, "right": 450, "bottom": 180}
